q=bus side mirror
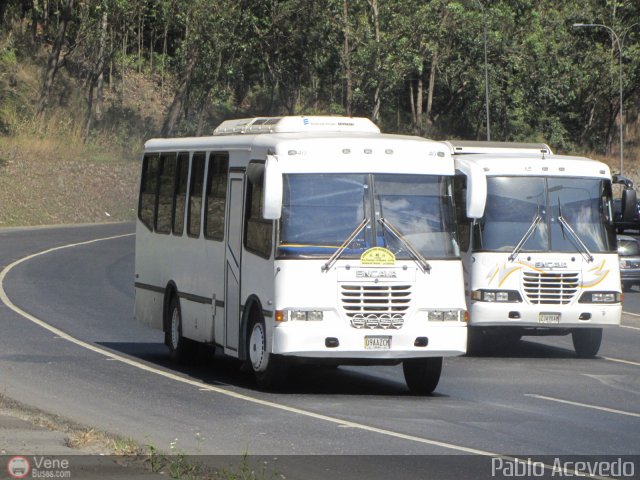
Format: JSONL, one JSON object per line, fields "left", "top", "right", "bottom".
{"left": 455, "top": 160, "right": 486, "bottom": 219}
{"left": 263, "top": 155, "right": 283, "bottom": 220}
{"left": 622, "top": 187, "right": 637, "bottom": 222}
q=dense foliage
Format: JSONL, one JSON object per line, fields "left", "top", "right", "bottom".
{"left": 1, "top": 0, "right": 639, "bottom": 156}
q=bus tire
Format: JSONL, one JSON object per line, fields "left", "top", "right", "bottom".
{"left": 166, "top": 296, "right": 195, "bottom": 362}
{"left": 248, "top": 317, "right": 288, "bottom": 389}
{"left": 402, "top": 357, "right": 442, "bottom": 395}
{"left": 572, "top": 328, "right": 602, "bottom": 358}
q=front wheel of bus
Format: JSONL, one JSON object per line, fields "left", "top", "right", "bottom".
{"left": 248, "top": 318, "right": 288, "bottom": 389}
{"left": 572, "top": 328, "right": 602, "bottom": 358}
{"left": 402, "top": 357, "right": 442, "bottom": 395}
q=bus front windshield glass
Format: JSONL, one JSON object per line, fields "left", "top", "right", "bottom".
{"left": 278, "top": 174, "right": 459, "bottom": 259}
{"left": 476, "top": 176, "right": 615, "bottom": 253}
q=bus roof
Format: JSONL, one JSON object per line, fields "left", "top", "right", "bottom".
{"left": 442, "top": 140, "right": 552, "bottom": 155}
{"left": 454, "top": 152, "right": 611, "bottom": 179}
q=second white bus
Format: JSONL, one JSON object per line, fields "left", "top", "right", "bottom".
{"left": 446, "top": 141, "right": 625, "bottom": 357}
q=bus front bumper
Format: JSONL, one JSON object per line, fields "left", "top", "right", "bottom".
{"left": 271, "top": 321, "right": 467, "bottom": 359}
{"left": 469, "top": 302, "right": 621, "bottom": 329}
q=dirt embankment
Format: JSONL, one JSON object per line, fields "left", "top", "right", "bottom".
{"left": 0, "top": 150, "right": 139, "bottom": 227}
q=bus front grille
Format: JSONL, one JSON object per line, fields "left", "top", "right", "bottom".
{"left": 340, "top": 284, "right": 411, "bottom": 329}
{"left": 522, "top": 271, "right": 579, "bottom": 305}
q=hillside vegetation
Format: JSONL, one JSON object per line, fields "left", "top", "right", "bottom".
{"left": 0, "top": 0, "right": 639, "bottom": 226}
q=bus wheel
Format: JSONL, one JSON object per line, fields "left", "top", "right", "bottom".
{"left": 402, "top": 357, "right": 442, "bottom": 395}
{"left": 572, "top": 328, "right": 602, "bottom": 358}
{"left": 166, "top": 296, "right": 194, "bottom": 362}
{"left": 248, "top": 318, "right": 287, "bottom": 389}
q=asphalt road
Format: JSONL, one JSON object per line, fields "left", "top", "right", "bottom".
{"left": 0, "top": 223, "right": 639, "bottom": 479}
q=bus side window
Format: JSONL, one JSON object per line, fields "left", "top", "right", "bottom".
{"left": 204, "top": 153, "right": 229, "bottom": 241}
{"left": 173, "top": 152, "right": 189, "bottom": 235}
{"left": 156, "top": 153, "right": 177, "bottom": 234}
{"left": 187, "top": 152, "right": 206, "bottom": 237}
{"left": 138, "top": 153, "right": 160, "bottom": 231}
{"left": 245, "top": 164, "right": 272, "bottom": 258}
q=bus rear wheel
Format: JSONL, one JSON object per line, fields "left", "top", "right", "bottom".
{"left": 166, "top": 296, "right": 195, "bottom": 362}
{"left": 572, "top": 328, "right": 602, "bottom": 358}
{"left": 248, "top": 318, "right": 288, "bottom": 389}
{"left": 402, "top": 357, "right": 442, "bottom": 395}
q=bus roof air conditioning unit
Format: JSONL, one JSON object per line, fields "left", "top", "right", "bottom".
{"left": 213, "top": 116, "right": 380, "bottom": 135}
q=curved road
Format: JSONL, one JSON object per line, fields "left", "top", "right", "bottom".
{"left": 0, "top": 223, "right": 639, "bottom": 477}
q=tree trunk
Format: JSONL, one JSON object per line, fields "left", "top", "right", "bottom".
{"left": 415, "top": 68, "right": 424, "bottom": 135}
{"left": 36, "top": 0, "right": 74, "bottom": 119}
{"left": 83, "top": 9, "right": 108, "bottom": 139}
{"left": 368, "top": 0, "right": 381, "bottom": 123}
{"left": 31, "top": 0, "right": 38, "bottom": 41}
{"left": 409, "top": 81, "right": 415, "bottom": 125}
{"left": 161, "top": 55, "right": 197, "bottom": 137}
{"left": 0, "top": 0, "right": 6, "bottom": 27}
{"left": 137, "top": 7, "right": 143, "bottom": 74}
{"left": 425, "top": 51, "right": 438, "bottom": 135}
{"left": 161, "top": 19, "right": 168, "bottom": 101}
{"left": 121, "top": 31, "right": 127, "bottom": 101}
{"left": 43, "top": 0, "right": 48, "bottom": 32}
{"left": 342, "top": 0, "right": 352, "bottom": 116}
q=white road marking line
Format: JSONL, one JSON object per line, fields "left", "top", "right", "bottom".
{"left": 0, "top": 233, "right": 496, "bottom": 456}
{"left": 620, "top": 324, "right": 640, "bottom": 331}
{"left": 622, "top": 311, "right": 640, "bottom": 318}
{"left": 603, "top": 356, "right": 640, "bottom": 367}
{"left": 525, "top": 394, "right": 640, "bottom": 418}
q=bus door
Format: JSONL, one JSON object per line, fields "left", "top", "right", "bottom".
{"left": 224, "top": 173, "right": 244, "bottom": 354}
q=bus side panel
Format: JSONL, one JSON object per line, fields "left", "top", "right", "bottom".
{"left": 134, "top": 222, "right": 164, "bottom": 329}
{"left": 176, "top": 235, "right": 213, "bottom": 343}
{"left": 205, "top": 240, "right": 226, "bottom": 345}
{"left": 240, "top": 251, "right": 276, "bottom": 352}
{"left": 134, "top": 288, "right": 163, "bottom": 329}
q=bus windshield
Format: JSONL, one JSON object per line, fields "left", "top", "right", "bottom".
{"left": 475, "top": 176, "right": 615, "bottom": 254}
{"left": 278, "top": 173, "right": 459, "bottom": 260}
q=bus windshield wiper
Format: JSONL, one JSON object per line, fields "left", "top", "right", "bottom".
{"left": 557, "top": 199, "right": 594, "bottom": 263}
{"left": 378, "top": 218, "right": 431, "bottom": 274}
{"left": 508, "top": 214, "right": 542, "bottom": 262}
{"left": 321, "top": 218, "right": 369, "bottom": 272}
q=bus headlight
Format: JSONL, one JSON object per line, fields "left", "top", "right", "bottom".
{"left": 428, "top": 310, "right": 466, "bottom": 322}
{"left": 578, "top": 291, "right": 621, "bottom": 303}
{"left": 277, "top": 310, "right": 325, "bottom": 322}
{"left": 471, "top": 290, "right": 522, "bottom": 302}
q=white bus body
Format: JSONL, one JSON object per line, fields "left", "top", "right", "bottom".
{"left": 446, "top": 141, "right": 621, "bottom": 357}
{"left": 135, "top": 116, "right": 468, "bottom": 393}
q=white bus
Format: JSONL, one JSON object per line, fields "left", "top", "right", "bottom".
{"left": 134, "top": 116, "right": 472, "bottom": 394}
{"left": 446, "top": 140, "right": 626, "bottom": 357}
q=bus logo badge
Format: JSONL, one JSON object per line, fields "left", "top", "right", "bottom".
{"left": 361, "top": 247, "right": 395, "bottom": 265}
{"left": 534, "top": 261, "right": 567, "bottom": 269}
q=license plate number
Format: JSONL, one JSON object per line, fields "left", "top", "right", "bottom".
{"left": 539, "top": 312, "right": 561, "bottom": 324}
{"left": 365, "top": 336, "right": 391, "bottom": 350}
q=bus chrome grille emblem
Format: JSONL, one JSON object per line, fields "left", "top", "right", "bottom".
{"left": 341, "top": 284, "right": 411, "bottom": 329}
{"left": 523, "top": 271, "right": 579, "bottom": 304}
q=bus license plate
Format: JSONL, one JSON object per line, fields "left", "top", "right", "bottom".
{"left": 539, "top": 313, "right": 560, "bottom": 324}
{"left": 365, "top": 336, "right": 391, "bottom": 350}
